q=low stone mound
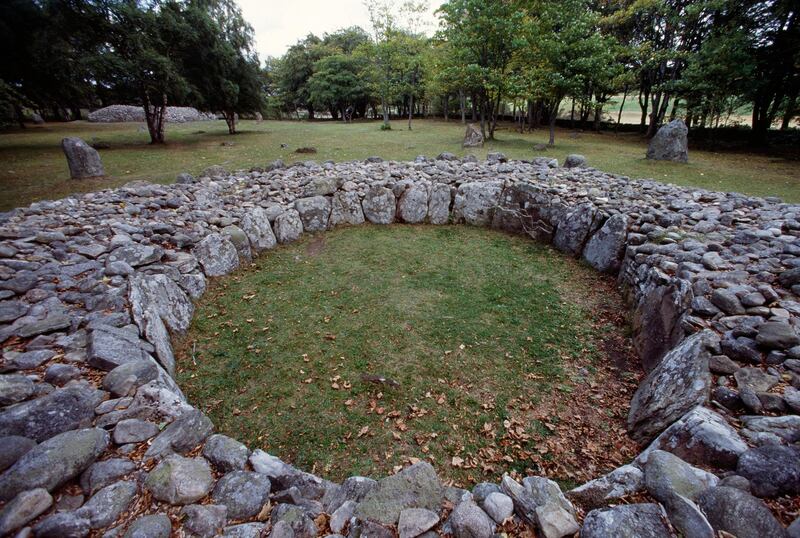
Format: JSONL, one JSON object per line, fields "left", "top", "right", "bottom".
{"left": 87, "top": 105, "right": 215, "bottom": 123}
{"left": 0, "top": 153, "right": 797, "bottom": 536}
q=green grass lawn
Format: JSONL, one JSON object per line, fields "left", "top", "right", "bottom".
{"left": 175, "top": 225, "right": 639, "bottom": 486}
{"left": 1, "top": 118, "right": 798, "bottom": 211}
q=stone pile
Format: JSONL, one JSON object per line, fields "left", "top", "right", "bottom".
{"left": 0, "top": 153, "right": 799, "bottom": 537}
{"left": 87, "top": 105, "right": 216, "bottom": 123}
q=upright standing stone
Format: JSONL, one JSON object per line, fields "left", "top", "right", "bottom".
{"left": 61, "top": 137, "right": 105, "bottom": 179}
{"left": 646, "top": 119, "right": 689, "bottom": 163}
{"left": 463, "top": 123, "right": 484, "bottom": 148}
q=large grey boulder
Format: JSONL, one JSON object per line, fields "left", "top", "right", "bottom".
{"left": 81, "top": 457, "right": 137, "bottom": 495}
{"left": 193, "top": 233, "right": 240, "bottom": 277}
{"left": 362, "top": 186, "right": 397, "bottom": 224}
{"left": 553, "top": 202, "right": 601, "bottom": 256}
{"left": 0, "top": 428, "right": 109, "bottom": 501}
{"left": 62, "top": 137, "right": 105, "bottom": 179}
{"left": 740, "top": 414, "right": 800, "bottom": 445}
{"left": 0, "top": 384, "right": 106, "bottom": 442}
{"left": 697, "top": 486, "right": 787, "bottom": 538}
{"left": 638, "top": 405, "right": 747, "bottom": 472}
{"left": 428, "top": 183, "right": 452, "bottom": 224}
{"left": 627, "top": 331, "right": 713, "bottom": 444}
{"left": 355, "top": 462, "right": 444, "bottom": 525}
{"left": 646, "top": 119, "right": 688, "bottom": 163}
{"left": 644, "top": 450, "right": 718, "bottom": 538}
{"left": 0, "top": 488, "right": 53, "bottom": 536}
{"left": 145, "top": 408, "right": 213, "bottom": 459}
{"left": 203, "top": 434, "right": 250, "bottom": 472}
{"left": 240, "top": 208, "right": 277, "bottom": 252}
{"left": 324, "top": 475, "right": 378, "bottom": 513}
{"left": 581, "top": 504, "right": 673, "bottom": 538}
{"left": 450, "top": 499, "right": 494, "bottom": 538}
{"left": 567, "top": 464, "right": 644, "bottom": 510}
{"left": 87, "top": 325, "right": 149, "bottom": 371}
{"left": 76, "top": 479, "right": 137, "bottom": 528}
{"left": 453, "top": 181, "right": 504, "bottom": 226}
{"left": 181, "top": 504, "right": 227, "bottom": 538}
{"left": 582, "top": 213, "right": 629, "bottom": 273}
{"left": 398, "top": 507, "right": 439, "bottom": 538}
{"left": 632, "top": 271, "right": 692, "bottom": 372}
{"left": 107, "top": 243, "right": 162, "bottom": 267}
{"left": 0, "top": 435, "right": 36, "bottom": 472}
{"left": 295, "top": 196, "right": 331, "bottom": 232}
{"left": 221, "top": 225, "right": 252, "bottom": 262}
{"left": 124, "top": 513, "right": 172, "bottom": 538}
{"left": 274, "top": 210, "right": 304, "bottom": 243}
{"left": 145, "top": 455, "right": 214, "bottom": 505}
{"left": 397, "top": 184, "right": 429, "bottom": 223}
{"left": 0, "top": 374, "right": 34, "bottom": 405}
{"left": 212, "top": 470, "right": 271, "bottom": 519}
{"left": 329, "top": 191, "right": 365, "bottom": 227}
{"left": 737, "top": 444, "right": 800, "bottom": 497}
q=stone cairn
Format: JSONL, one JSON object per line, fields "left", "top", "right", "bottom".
{"left": 0, "top": 151, "right": 798, "bottom": 537}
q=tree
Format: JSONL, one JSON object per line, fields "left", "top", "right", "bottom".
{"left": 437, "top": 0, "right": 524, "bottom": 139}
{"left": 277, "top": 34, "right": 327, "bottom": 119}
{"left": 364, "top": 0, "right": 429, "bottom": 129}
{"left": 515, "top": 0, "right": 617, "bottom": 145}
{"left": 176, "top": 0, "right": 263, "bottom": 134}
{"left": 307, "top": 54, "right": 370, "bottom": 119}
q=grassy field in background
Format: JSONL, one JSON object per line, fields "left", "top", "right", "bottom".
{"left": 1, "top": 118, "right": 799, "bottom": 210}
{"left": 175, "top": 225, "right": 639, "bottom": 485}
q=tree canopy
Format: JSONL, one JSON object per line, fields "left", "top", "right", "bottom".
{"left": 2, "top": 0, "right": 798, "bottom": 145}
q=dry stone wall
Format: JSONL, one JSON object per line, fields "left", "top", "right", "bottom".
{"left": 0, "top": 152, "right": 798, "bottom": 537}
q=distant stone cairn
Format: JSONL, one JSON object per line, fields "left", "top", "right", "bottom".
{"left": 61, "top": 137, "right": 105, "bottom": 179}
{"left": 647, "top": 119, "right": 689, "bottom": 163}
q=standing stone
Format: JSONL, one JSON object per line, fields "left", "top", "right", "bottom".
{"left": 62, "top": 137, "right": 105, "bottom": 179}
{"left": 362, "top": 186, "right": 397, "bottom": 225}
{"left": 463, "top": 123, "right": 484, "bottom": 148}
{"left": 646, "top": 119, "right": 689, "bottom": 163}
{"left": 627, "top": 331, "right": 714, "bottom": 444}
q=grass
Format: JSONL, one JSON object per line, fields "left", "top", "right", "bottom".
{"left": 1, "top": 118, "right": 799, "bottom": 211}
{"left": 175, "top": 225, "right": 640, "bottom": 485}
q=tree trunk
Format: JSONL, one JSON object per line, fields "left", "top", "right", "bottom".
{"left": 472, "top": 93, "right": 478, "bottom": 121}
{"left": 307, "top": 105, "right": 315, "bottom": 120}
{"left": 781, "top": 86, "right": 798, "bottom": 130}
{"left": 638, "top": 88, "right": 649, "bottom": 133}
{"left": 460, "top": 90, "right": 466, "bottom": 124}
{"left": 548, "top": 110, "right": 557, "bottom": 146}
{"left": 143, "top": 93, "right": 167, "bottom": 144}
{"left": 223, "top": 110, "right": 236, "bottom": 134}
{"left": 381, "top": 95, "right": 390, "bottom": 128}
{"left": 527, "top": 100, "right": 535, "bottom": 131}
{"left": 443, "top": 95, "right": 449, "bottom": 121}
{"left": 408, "top": 94, "right": 413, "bottom": 130}
{"left": 13, "top": 103, "right": 26, "bottom": 129}
{"left": 489, "top": 91, "right": 501, "bottom": 139}
{"left": 616, "top": 86, "right": 628, "bottom": 134}
{"left": 479, "top": 91, "right": 487, "bottom": 140}
{"left": 570, "top": 99, "right": 576, "bottom": 129}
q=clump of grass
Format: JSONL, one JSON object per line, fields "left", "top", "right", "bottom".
{"left": 175, "top": 225, "right": 639, "bottom": 484}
